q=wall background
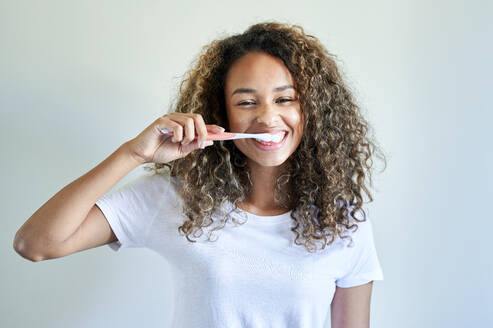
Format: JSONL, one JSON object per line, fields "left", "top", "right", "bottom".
{"left": 2, "top": 0, "right": 491, "bottom": 327}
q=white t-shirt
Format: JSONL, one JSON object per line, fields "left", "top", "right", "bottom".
{"left": 95, "top": 172, "right": 384, "bottom": 328}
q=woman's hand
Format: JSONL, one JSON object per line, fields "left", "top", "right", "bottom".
{"left": 125, "top": 113, "right": 224, "bottom": 164}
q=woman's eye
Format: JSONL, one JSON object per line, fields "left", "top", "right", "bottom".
{"left": 238, "top": 101, "right": 254, "bottom": 106}
{"left": 237, "top": 98, "right": 293, "bottom": 106}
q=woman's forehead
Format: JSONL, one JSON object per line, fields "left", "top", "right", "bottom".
{"left": 225, "top": 54, "right": 295, "bottom": 96}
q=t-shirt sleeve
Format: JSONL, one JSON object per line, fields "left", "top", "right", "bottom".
{"left": 335, "top": 208, "right": 384, "bottom": 288}
{"left": 95, "top": 172, "right": 168, "bottom": 252}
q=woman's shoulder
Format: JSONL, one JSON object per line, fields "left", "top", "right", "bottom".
{"left": 125, "top": 171, "right": 182, "bottom": 199}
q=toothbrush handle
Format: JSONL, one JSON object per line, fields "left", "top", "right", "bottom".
{"left": 160, "top": 128, "right": 239, "bottom": 141}
{"left": 160, "top": 129, "right": 269, "bottom": 141}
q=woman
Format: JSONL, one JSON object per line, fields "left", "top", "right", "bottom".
{"left": 14, "top": 21, "right": 387, "bottom": 327}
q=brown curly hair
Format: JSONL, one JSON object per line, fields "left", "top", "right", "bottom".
{"left": 143, "top": 20, "right": 387, "bottom": 253}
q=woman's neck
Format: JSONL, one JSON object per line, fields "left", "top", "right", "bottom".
{"left": 238, "top": 159, "right": 291, "bottom": 215}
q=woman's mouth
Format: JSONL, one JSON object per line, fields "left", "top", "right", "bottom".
{"left": 252, "top": 131, "right": 288, "bottom": 150}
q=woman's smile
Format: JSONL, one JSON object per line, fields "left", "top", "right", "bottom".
{"left": 251, "top": 130, "right": 288, "bottom": 150}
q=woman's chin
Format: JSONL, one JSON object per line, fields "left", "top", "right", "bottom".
{"left": 248, "top": 155, "right": 290, "bottom": 168}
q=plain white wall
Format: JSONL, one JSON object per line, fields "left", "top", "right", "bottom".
{"left": 2, "top": 0, "right": 491, "bottom": 327}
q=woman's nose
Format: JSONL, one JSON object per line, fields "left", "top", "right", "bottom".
{"left": 255, "top": 103, "right": 280, "bottom": 125}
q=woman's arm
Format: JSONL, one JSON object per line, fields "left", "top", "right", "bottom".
{"left": 13, "top": 143, "right": 142, "bottom": 261}
{"left": 330, "top": 281, "right": 374, "bottom": 328}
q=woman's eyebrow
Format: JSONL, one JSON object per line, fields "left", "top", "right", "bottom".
{"left": 231, "top": 85, "right": 294, "bottom": 96}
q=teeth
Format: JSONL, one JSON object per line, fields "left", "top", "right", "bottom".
{"left": 254, "top": 132, "right": 286, "bottom": 144}
{"left": 255, "top": 139, "right": 272, "bottom": 145}
{"left": 271, "top": 132, "right": 285, "bottom": 143}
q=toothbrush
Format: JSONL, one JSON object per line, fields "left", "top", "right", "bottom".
{"left": 159, "top": 128, "right": 285, "bottom": 143}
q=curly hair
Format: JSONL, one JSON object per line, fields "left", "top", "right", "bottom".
{"left": 143, "top": 20, "right": 387, "bottom": 253}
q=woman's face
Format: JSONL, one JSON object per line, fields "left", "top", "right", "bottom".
{"left": 224, "top": 52, "right": 304, "bottom": 167}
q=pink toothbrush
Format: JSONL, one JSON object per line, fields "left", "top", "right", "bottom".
{"left": 159, "top": 128, "right": 285, "bottom": 143}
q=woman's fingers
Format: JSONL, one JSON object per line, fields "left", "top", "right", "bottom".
{"left": 182, "top": 116, "right": 195, "bottom": 145}
{"left": 162, "top": 114, "right": 192, "bottom": 144}
{"left": 128, "top": 113, "right": 219, "bottom": 165}
{"left": 207, "top": 124, "right": 226, "bottom": 133}
{"left": 161, "top": 113, "right": 225, "bottom": 147}
{"left": 160, "top": 116, "right": 183, "bottom": 142}
{"left": 192, "top": 114, "right": 208, "bottom": 146}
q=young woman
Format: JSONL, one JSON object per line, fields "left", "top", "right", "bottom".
{"left": 14, "top": 21, "right": 387, "bottom": 327}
